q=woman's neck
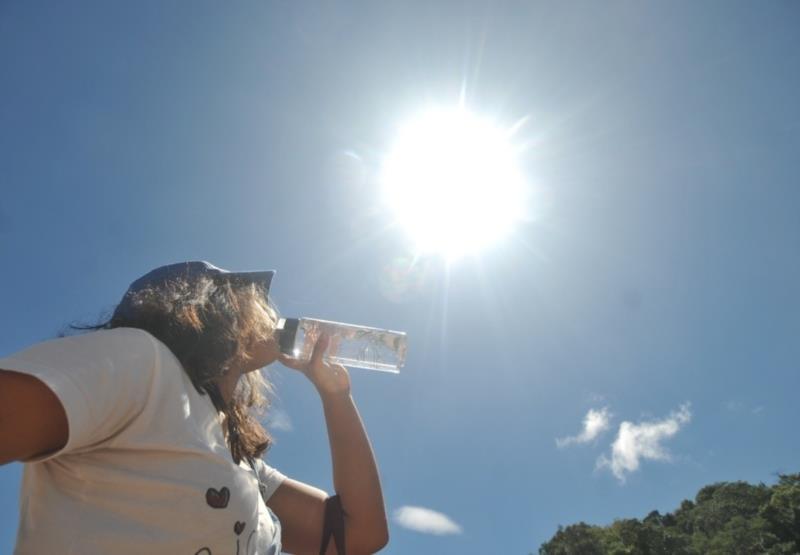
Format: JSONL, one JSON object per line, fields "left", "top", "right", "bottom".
{"left": 215, "top": 370, "right": 241, "bottom": 406}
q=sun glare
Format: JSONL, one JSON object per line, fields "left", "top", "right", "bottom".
{"left": 381, "top": 107, "right": 527, "bottom": 260}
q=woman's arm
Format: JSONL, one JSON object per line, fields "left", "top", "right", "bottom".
{"left": 320, "top": 389, "right": 388, "bottom": 551}
{"left": 0, "top": 370, "right": 68, "bottom": 465}
{"left": 267, "top": 334, "right": 389, "bottom": 555}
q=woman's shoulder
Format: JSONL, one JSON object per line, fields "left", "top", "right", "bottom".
{"left": 52, "top": 327, "right": 185, "bottom": 386}
{"left": 58, "top": 326, "right": 156, "bottom": 350}
{"left": 1, "top": 327, "right": 157, "bottom": 369}
{"left": 91, "top": 327, "right": 175, "bottom": 364}
{"left": 64, "top": 327, "right": 162, "bottom": 368}
{"left": 96, "top": 326, "right": 155, "bottom": 343}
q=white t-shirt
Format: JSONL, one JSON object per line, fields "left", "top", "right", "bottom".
{"left": 0, "top": 327, "right": 287, "bottom": 555}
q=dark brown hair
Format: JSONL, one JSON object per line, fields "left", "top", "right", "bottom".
{"left": 71, "top": 275, "right": 278, "bottom": 464}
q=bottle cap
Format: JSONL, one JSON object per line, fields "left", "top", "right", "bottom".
{"left": 277, "top": 317, "right": 299, "bottom": 355}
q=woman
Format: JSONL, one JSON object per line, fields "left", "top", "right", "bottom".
{"left": 0, "top": 261, "right": 389, "bottom": 554}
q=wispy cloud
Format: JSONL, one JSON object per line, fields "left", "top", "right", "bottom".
{"left": 266, "top": 408, "right": 293, "bottom": 432}
{"left": 556, "top": 407, "right": 612, "bottom": 448}
{"left": 726, "top": 400, "right": 764, "bottom": 415}
{"left": 587, "top": 392, "right": 606, "bottom": 404}
{"left": 393, "top": 506, "right": 462, "bottom": 535}
{"left": 597, "top": 403, "right": 692, "bottom": 483}
{"left": 725, "top": 400, "right": 744, "bottom": 412}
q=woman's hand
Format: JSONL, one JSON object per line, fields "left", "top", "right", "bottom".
{"left": 278, "top": 333, "right": 351, "bottom": 397}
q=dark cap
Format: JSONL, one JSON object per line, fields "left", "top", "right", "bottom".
{"left": 113, "top": 261, "right": 276, "bottom": 320}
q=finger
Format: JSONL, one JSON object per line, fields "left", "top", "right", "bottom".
{"left": 278, "top": 353, "right": 306, "bottom": 371}
{"left": 309, "top": 333, "right": 330, "bottom": 368}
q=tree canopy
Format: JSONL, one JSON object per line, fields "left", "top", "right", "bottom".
{"left": 539, "top": 473, "right": 800, "bottom": 555}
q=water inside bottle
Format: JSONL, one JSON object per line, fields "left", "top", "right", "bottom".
{"left": 293, "top": 318, "right": 407, "bottom": 373}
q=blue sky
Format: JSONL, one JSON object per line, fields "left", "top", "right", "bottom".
{"left": 1, "top": 2, "right": 799, "bottom": 553}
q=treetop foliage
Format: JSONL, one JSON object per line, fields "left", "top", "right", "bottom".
{"left": 539, "top": 473, "right": 800, "bottom": 555}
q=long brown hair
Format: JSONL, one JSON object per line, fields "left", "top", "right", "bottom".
{"left": 71, "top": 275, "right": 278, "bottom": 464}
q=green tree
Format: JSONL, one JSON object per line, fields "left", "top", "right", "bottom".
{"left": 539, "top": 523, "right": 604, "bottom": 555}
{"left": 760, "top": 474, "right": 800, "bottom": 552}
{"left": 538, "top": 473, "right": 800, "bottom": 555}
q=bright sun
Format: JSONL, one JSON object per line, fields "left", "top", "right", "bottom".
{"left": 381, "top": 107, "right": 527, "bottom": 260}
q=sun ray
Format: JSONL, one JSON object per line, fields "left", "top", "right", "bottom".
{"left": 297, "top": 220, "right": 400, "bottom": 294}
{"left": 439, "top": 260, "right": 452, "bottom": 372}
{"left": 471, "top": 255, "right": 515, "bottom": 373}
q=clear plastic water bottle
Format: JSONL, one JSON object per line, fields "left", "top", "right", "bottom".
{"left": 277, "top": 317, "right": 407, "bottom": 373}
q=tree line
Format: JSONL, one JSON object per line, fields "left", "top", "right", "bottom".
{"left": 539, "top": 473, "right": 800, "bottom": 554}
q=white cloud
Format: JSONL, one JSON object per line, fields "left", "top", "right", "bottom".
{"left": 597, "top": 403, "right": 691, "bottom": 483}
{"left": 266, "top": 408, "right": 293, "bottom": 432}
{"left": 556, "top": 407, "right": 612, "bottom": 448}
{"left": 393, "top": 506, "right": 462, "bottom": 535}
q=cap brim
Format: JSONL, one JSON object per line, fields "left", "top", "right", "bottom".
{"left": 226, "top": 270, "right": 276, "bottom": 293}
